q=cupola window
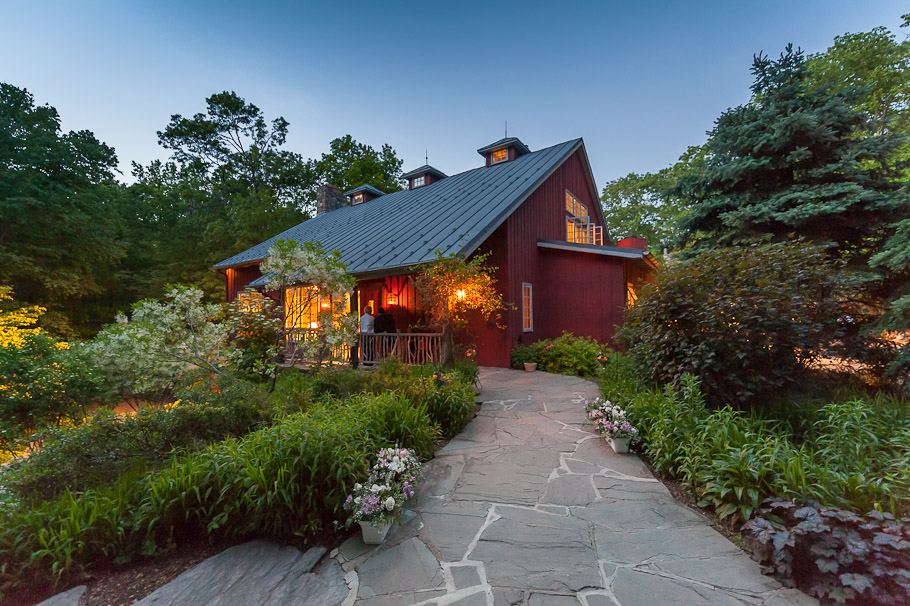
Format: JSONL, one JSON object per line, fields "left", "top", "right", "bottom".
{"left": 412, "top": 175, "right": 426, "bottom": 188}
{"left": 353, "top": 193, "right": 364, "bottom": 204}
{"left": 491, "top": 148, "right": 508, "bottom": 164}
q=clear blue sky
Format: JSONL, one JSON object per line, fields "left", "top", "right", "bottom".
{"left": 1, "top": 1, "right": 906, "bottom": 187}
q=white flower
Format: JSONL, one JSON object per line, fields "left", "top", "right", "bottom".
{"left": 384, "top": 497, "right": 396, "bottom": 511}
{"left": 370, "top": 484, "right": 382, "bottom": 494}
{"left": 354, "top": 483, "right": 362, "bottom": 491}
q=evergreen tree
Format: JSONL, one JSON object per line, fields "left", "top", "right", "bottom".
{"left": 677, "top": 45, "right": 909, "bottom": 270}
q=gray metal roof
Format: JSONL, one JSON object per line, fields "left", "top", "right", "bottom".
{"left": 213, "top": 138, "right": 583, "bottom": 277}
{"left": 343, "top": 184, "right": 386, "bottom": 197}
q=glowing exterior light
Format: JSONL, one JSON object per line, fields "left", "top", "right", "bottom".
{"left": 456, "top": 289, "right": 466, "bottom": 301}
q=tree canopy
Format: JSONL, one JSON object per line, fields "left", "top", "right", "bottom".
{"left": 307, "top": 134, "right": 404, "bottom": 194}
{"left": 0, "top": 83, "right": 124, "bottom": 336}
{"left": 600, "top": 145, "right": 707, "bottom": 253}
{"left": 676, "top": 45, "right": 909, "bottom": 268}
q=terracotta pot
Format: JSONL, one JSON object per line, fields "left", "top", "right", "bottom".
{"left": 524, "top": 362, "right": 538, "bottom": 372}
{"left": 359, "top": 520, "right": 392, "bottom": 544}
{"left": 609, "top": 437, "right": 630, "bottom": 454}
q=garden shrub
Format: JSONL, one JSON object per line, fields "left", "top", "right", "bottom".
{"left": 510, "top": 332, "right": 606, "bottom": 377}
{"left": 0, "top": 391, "right": 438, "bottom": 588}
{"left": 0, "top": 335, "right": 108, "bottom": 458}
{"left": 744, "top": 499, "right": 910, "bottom": 605}
{"left": 2, "top": 379, "right": 272, "bottom": 502}
{"left": 424, "top": 376, "right": 477, "bottom": 439}
{"left": 619, "top": 240, "right": 857, "bottom": 407}
{"left": 597, "top": 355, "right": 910, "bottom": 522}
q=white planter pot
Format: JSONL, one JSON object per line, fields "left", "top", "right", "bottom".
{"left": 609, "top": 437, "right": 630, "bottom": 454}
{"left": 359, "top": 520, "right": 392, "bottom": 544}
{"left": 524, "top": 362, "right": 538, "bottom": 372}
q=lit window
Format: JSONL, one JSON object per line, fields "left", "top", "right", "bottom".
{"left": 491, "top": 148, "right": 508, "bottom": 164}
{"left": 412, "top": 175, "right": 426, "bottom": 188}
{"left": 566, "top": 190, "right": 597, "bottom": 244}
{"left": 238, "top": 291, "right": 263, "bottom": 313}
{"left": 286, "top": 286, "right": 350, "bottom": 331}
{"left": 522, "top": 283, "right": 533, "bottom": 332}
{"left": 353, "top": 193, "right": 364, "bottom": 204}
{"left": 626, "top": 282, "right": 639, "bottom": 306}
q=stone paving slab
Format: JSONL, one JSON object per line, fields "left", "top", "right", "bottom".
{"left": 35, "top": 585, "right": 86, "bottom": 606}
{"left": 132, "top": 540, "right": 347, "bottom": 606}
{"left": 337, "top": 367, "right": 815, "bottom": 606}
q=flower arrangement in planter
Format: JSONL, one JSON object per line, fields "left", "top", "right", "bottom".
{"left": 465, "top": 347, "right": 476, "bottom": 359}
{"left": 586, "top": 397, "right": 639, "bottom": 453}
{"left": 343, "top": 447, "right": 422, "bottom": 543}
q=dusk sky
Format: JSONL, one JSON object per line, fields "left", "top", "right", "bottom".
{"left": 2, "top": 1, "right": 907, "bottom": 187}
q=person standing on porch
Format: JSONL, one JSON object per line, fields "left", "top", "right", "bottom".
{"left": 359, "top": 306, "right": 374, "bottom": 363}
{"left": 374, "top": 307, "right": 396, "bottom": 358}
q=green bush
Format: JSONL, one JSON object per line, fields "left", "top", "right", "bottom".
{"left": 425, "top": 379, "right": 477, "bottom": 439}
{"left": 619, "top": 240, "right": 858, "bottom": 407}
{"left": 0, "top": 335, "right": 108, "bottom": 457}
{"left": 0, "top": 391, "right": 438, "bottom": 588}
{"left": 597, "top": 355, "right": 910, "bottom": 523}
{"left": 2, "top": 379, "right": 272, "bottom": 502}
{"left": 510, "top": 333, "right": 606, "bottom": 377}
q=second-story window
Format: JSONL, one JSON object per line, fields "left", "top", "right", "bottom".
{"left": 491, "top": 148, "right": 508, "bottom": 164}
{"left": 565, "top": 190, "right": 602, "bottom": 245}
{"left": 412, "top": 175, "right": 426, "bottom": 188}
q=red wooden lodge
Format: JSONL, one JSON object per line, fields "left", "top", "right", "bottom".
{"left": 213, "top": 136, "right": 657, "bottom": 367}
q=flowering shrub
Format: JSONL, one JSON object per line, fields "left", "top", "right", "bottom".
{"left": 586, "top": 397, "right": 640, "bottom": 443}
{"left": 344, "top": 447, "right": 422, "bottom": 527}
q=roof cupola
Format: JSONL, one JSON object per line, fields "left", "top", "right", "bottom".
{"left": 477, "top": 137, "right": 531, "bottom": 167}
{"left": 401, "top": 165, "right": 447, "bottom": 190}
{"left": 344, "top": 184, "right": 385, "bottom": 205}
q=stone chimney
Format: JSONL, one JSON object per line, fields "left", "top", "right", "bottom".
{"left": 316, "top": 184, "right": 347, "bottom": 216}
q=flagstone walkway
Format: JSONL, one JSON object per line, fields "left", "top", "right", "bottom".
{"left": 333, "top": 367, "right": 815, "bottom": 606}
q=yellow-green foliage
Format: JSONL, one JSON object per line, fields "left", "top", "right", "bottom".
{"left": 0, "top": 286, "right": 45, "bottom": 349}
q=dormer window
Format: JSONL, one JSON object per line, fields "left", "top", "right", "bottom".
{"left": 477, "top": 137, "right": 531, "bottom": 167}
{"left": 344, "top": 184, "right": 385, "bottom": 205}
{"left": 402, "top": 165, "right": 447, "bottom": 190}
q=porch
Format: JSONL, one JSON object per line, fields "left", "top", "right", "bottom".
{"left": 285, "top": 329, "right": 443, "bottom": 367}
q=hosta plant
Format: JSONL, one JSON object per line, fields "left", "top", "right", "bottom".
{"left": 586, "top": 398, "right": 640, "bottom": 443}
{"left": 344, "top": 447, "right": 422, "bottom": 528}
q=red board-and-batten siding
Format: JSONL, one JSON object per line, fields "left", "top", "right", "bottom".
{"left": 467, "top": 147, "right": 627, "bottom": 367}
{"left": 225, "top": 265, "right": 263, "bottom": 302}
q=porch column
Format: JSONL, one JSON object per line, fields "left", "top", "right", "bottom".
{"left": 350, "top": 288, "right": 359, "bottom": 368}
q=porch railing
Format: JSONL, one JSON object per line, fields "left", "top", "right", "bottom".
{"left": 284, "top": 329, "right": 443, "bottom": 367}
{"left": 359, "top": 332, "right": 443, "bottom": 366}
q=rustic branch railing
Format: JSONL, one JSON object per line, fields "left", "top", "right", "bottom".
{"left": 284, "top": 328, "right": 349, "bottom": 365}
{"left": 359, "top": 332, "right": 443, "bottom": 366}
{"left": 283, "top": 329, "right": 443, "bottom": 367}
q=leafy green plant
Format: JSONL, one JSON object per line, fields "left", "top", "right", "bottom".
{"left": 511, "top": 333, "right": 606, "bottom": 377}
{"left": 0, "top": 391, "right": 438, "bottom": 589}
{"left": 597, "top": 354, "right": 910, "bottom": 523}
{"left": 2, "top": 379, "right": 271, "bottom": 502}
{"left": 0, "top": 334, "right": 108, "bottom": 458}
{"left": 619, "top": 240, "right": 858, "bottom": 407}
{"left": 744, "top": 499, "right": 910, "bottom": 605}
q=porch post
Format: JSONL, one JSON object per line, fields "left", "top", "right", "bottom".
{"left": 350, "top": 287, "right": 359, "bottom": 368}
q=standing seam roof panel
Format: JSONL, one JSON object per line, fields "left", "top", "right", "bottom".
{"left": 212, "top": 139, "right": 581, "bottom": 275}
